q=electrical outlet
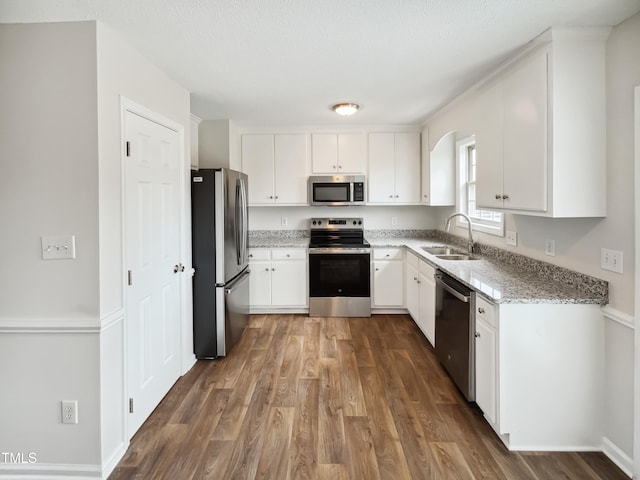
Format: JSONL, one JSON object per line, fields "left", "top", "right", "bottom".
{"left": 544, "top": 239, "right": 555, "bottom": 256}
{"left": 601, "top": 248, "right": 623, "bottom": 274}
{"left": 391, "top": 216, "right": 398, "bottom": 226}
{"left": 281, "top": 217, "right": 288, "bottom": 226}
{"left": 61, "top": 400, "right": 78, "bottom": 424}
{"left": 506, "top": 230, "right": 517, "bottom": 246}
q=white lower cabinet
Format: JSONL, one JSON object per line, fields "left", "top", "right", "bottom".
{"left": 248, "top": 248, "right": 307, "bottom": 310}
{"left": 405, "top": 251, "right": 436, "bottom": 345}
{"left": 372, "top": 248, "right": 404, "bottom": 308}
{"left": 474, "top": 296, "right": 497, "bottom": 425}
{"left": 474, "top": 297, "right": 604, "bottom": 450}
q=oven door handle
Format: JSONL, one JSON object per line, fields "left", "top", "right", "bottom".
{"left": 434, "top": 273, "right": 471, "bottom": 303}
{"left": 308, "top": 248, "right": 371, "bottom": 254}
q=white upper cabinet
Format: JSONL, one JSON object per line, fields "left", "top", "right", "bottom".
{"left": 241, "top": 133, "right": 309, "bottom": 205}
{"left": 475, "top": 28, "right": 608, "bottom": 217}
{"left": 311, "top": 133, "right": 366, "bottom": 174}
{"left": 368, "top": 132, "right": 421, "bottom": 204}
{"left": 422, "top": 127, "right": 455, "bottom": 206}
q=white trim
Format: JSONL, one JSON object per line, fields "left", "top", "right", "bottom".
{"left": 119, "top": 96, "right": 187, "bottom": 441}
{"left": 0, "top": 462, "right": 101, "bottom": 479}
{"left": 601, "top": 305, "right": 635, "bottom": 330}
{"left": 0, "top": 318, "right": 101, "bottom": 333}
{"left": 101, "top": 308, "right": 125, "bottom": 331}
{"left": 602, "top": 436, "right": 634, "bottom": 478}
{"left": 100, "top": 442, "right": 128, "bottom": 480}
{"left": 633, "top": 84, "right": 640, "bottom": 480}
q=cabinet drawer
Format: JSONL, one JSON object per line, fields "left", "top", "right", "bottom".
{"left": 419, "top": 260, "right": 436, "bottom": 278}
{"left": 406, "top": 250, "right": 419, "bottom": 269}
{"left": 271, "top": 248, "right": 306, "bottom": 260}
{"left": 248, "top": 248, "right": 271, "bottom": 261}
{"left": 373, "top": 248, "right": 403, "bottom": 261}
{"left": 476, "top": 296, "right": 497, "bottom": 328}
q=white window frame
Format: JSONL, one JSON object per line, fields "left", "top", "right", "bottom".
{"left": 457, "top": 136, "right": 504, "bottom": 236}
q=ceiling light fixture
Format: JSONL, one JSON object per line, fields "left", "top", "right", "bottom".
{"left": 332, "top": 103, "right": 360, "bottom": 116}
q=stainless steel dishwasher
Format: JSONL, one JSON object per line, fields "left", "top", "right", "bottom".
{"left": 434, "top": 270, "right": 476, "bottom": 401}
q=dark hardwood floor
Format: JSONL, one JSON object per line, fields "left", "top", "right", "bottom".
{"left": 109, "top": 314, "right": 628, "bottom": 480}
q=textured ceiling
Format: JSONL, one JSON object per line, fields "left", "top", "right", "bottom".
{"left": 2, "top": 0, "right": 639, "bottom": 126}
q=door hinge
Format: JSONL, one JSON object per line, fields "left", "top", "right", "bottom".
{"left": 125, "top": 141, "right": 131, "bottom": 157}
{"left": 129, "top": 398, "right": 134, "bottom": 413}
{"left": 127, "top": 270, "right": 133, "bottom": 286}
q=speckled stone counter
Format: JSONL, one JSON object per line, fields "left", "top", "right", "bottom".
{"left": 367, "top": 230, "right": 608, "bottom": 305}
{"left": 249, "top": 230, "right": 309, "bottom": 248}
{"left": 249, "top": 229, "right": 608, "bottom": 305}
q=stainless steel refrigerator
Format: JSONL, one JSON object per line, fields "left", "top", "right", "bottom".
{"left": 191, "top": 168, "right": 250, "bottom": 358}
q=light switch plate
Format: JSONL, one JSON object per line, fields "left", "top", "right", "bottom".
{"left": 42, "top": 235, "right": 76, "bottom": 260}
{"left": 506, "top": 230, "right": 517, "bottom": 246}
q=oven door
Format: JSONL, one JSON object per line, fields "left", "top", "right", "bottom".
{"left": 308, "top": 248, "right": 370, "bottom": 297}
{"left": 308, "top": 248, "right": 371, "bottom": 317}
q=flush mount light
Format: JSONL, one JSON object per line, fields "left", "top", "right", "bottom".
{"left": 332, "top": 103, "right": 360, "bottom": 116}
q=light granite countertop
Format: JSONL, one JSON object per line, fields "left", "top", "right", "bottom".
{"left": 249, "top": 229, "right": 608, "bottom": 305}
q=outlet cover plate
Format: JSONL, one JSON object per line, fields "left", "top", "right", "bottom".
{"left": 544, "top": 239, "right": 555, "bottom": 256}
{"left": 506, "top": 230, "right": 517, "bottom": 246}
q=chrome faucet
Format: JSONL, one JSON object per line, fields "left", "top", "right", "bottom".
{"left": 445, "top": 213, "right": 475, "bottom": 254}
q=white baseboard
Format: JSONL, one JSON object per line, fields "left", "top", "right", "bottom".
{"left": 101, "top": 442, "right": 128, "bottom": 480}
{"left": 602, "top": 437, "right": 634, "bottom": 478}
{"left": 0, "top": 462, "right": 101, "bottom": 479}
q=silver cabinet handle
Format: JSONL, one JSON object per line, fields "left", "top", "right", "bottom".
{"left": 503, "top": 194, "right": 510, "bottom": 200}
{"left": 495, "top": 194, "right": 502, "bottom": 200}
{"left": 475, "top": 332, "right": 481, "bottom": 338}
{"left": 478, "top": 307, "right": 485, "bottom": 314}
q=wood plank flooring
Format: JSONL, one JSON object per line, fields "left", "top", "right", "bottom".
{"left": 109, "top": 314, "right": 628, "bottom": 480}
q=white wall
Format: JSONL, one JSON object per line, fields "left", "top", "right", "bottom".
{"left": 426, "top": 13, "right": 640, "bottom": 469}
{"left": 0, "top": 22, "right": 100, "bottom": 321}
{"left": 248, "top": 205, "right": 444, "bottom": 231}
{"left": 0, "top": 21, "right": 103, "bottom": 475}
{"left": 0, "top": 20, "right": 193, "bottom": 478}
{"left": 95, "top": 20, "right": 192, "bottom": 473}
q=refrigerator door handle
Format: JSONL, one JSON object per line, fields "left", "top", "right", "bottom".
{"left": 235, "top": 179, "right": 243, "bottom": 266}
{"left": 239, "top": 178, "right": 249, "bottom": 265}
{"left": 224, "top": 269, "right": 251, "bottom": 295}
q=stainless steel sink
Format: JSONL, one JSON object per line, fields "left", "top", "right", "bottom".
{"left": 435, "top": 254, "right": 478, "bottom": 261}
{"left": 421, "top": 246, "right": 458, "bottom": 255}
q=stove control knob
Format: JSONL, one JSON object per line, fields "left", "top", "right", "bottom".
{"left": 318, "top": 220, "right": 322, "bottom": 225}
{"left": 353, "top": 220, "right": 357, "bottom": 225}
{"left": 312, "top": 220, "right": 316, "bottom": 225}
{"left": 358, "top": 220, "right": 362, "bottom": 225}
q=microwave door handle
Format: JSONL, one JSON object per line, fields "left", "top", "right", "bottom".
{"left": 350, "top": 182, "right": 354, "bottom": 202}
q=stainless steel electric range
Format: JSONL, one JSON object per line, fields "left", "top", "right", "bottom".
{"left": 308, "top": 218, "right": 371, "bottom": 317}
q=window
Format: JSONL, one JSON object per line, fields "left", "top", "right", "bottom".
{"left": 458, "top": 136, "right": 504, "bottom": 236}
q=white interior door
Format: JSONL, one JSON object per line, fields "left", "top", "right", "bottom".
{"left": 124, "top": 110, "right": 182, "bottom": 437}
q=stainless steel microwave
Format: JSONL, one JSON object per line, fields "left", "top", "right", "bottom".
{"left": 308, "top": 175, "right": 366, "bottom": 206}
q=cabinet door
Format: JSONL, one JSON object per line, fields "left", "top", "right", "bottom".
{"left": 311, "top": 133, "right": 338, "bottom": 173}
{"left": 475, "top": 82, "right": 505, "bottom": 210}
{"left": 405, "top": 262, "right": 419, "bottom": 320}
{"left": 368, "top": 133, "right": 395, "bottom": 203}
{"left": 241, "top": 134, "right": 275, "bottom": 205}
{"left": 372, "top": 260, "right": 404, "bottom": 307}
{"left": 394, "top": 132, "right": 421, "bottom": 203}
{"left": 475, "top": 317, "right": 497, "bottom": 424}
{"left": 271, "top": 259, "right": 307, "bottom": 306}
{"left": 274, "top": 134, "right": 309, "bottom": 204}
{"left": 338, "top": 133, "right": 366, "bottom": 173}
{"left": 502, "top": 51, "right": 548, "bottom": 212}
{"left": 418, "top": 264, "right": 436, "bottom": 346}
{"left": 249, "top": 259, "right": 272, "bottom": 306}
